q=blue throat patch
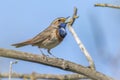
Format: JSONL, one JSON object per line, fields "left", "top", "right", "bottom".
{"left": 58, "top": 23, "right": 67, "bottom": 38}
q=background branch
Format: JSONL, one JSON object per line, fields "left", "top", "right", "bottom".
{"left": 9, "top": 60, "right": 18, "bottom": 80}
{"left": 0, "top": 73, "right": 87, "bottom": 79}
{"left": 95, "top": 3, "right": 120, "bottom": 9}
{"left": 0, "top": 48, "right": 113, "bottom": 80}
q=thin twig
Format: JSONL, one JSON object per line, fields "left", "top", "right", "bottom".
{"left": 9, "top": 60, "right": 18, "bottom": 80}
{"left": 67, "top": 7, "right": 95, "bottom": 70}
{"left": 95, "top": 3, "right": 120, "bottom": 9}
{"left": 0, "top": 48, "right": 113, "bottom": 80}
{"left": 9, "top": 61, "right": 12, "bottom": 80}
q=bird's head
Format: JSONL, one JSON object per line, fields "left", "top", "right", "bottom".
{"left": 51, "top": 17, "right": 69, "bottom": 27}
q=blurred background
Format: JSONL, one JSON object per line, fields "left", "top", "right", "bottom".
{"left": 0, "top": 0, "right": 120, "bottom": 80}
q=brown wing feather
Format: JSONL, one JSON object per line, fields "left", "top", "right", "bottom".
{"left": 11, "top": 39, "right": 32, "bottom": 48}
{"left": 12, "top": 25, "right": 57, "bottom": 47}
{"left": 30, "top": 26, "right": 57, "bottom": 46}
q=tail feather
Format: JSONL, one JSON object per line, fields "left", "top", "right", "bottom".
{"left": 12, "top": 40, "right": 31, "bottom": 48}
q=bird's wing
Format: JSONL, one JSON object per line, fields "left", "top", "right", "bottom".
{"left": 30, "top": 26, "right": 57, "bottom": 45}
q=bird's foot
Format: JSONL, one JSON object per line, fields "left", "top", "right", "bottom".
{"left": 39, "top": 48, "right": 49, "bottom": 57}
{"left": 47, "top": 50, "right": 58, "bottom": 58}
{"left": 41, "top": 53, "right": 49, "bottom": 57}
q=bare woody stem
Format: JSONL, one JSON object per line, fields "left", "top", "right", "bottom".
{"left": 95, "top": 3, "right": 120, "bottom": 9}
{"left": 67, "top": 7, "right": 95, "bottom": 70}
{"left": 9, "top": 60, "right": 18, "bottom": 80}
{"left": 0, "top": 48, "right": 113, "bottom": 80}
{"left": 0, "top": 73, "right": 87, "bottom": 79}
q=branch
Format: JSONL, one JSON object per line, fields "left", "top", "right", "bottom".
{"left": 0, "top": 48, "right": 113, "bottom": 80}
{"left": 95, "top": 3, "right": 120, "bottom": 9}
{"left": 67, "top": 7, "right": 95, "bottom": 70}
{"left": 9, "top": 60, "right": 18, "bottom": 80}
{"left": 0, "top": 73, "right": 87, "bottom": 79}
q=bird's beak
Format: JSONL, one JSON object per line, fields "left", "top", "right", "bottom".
{"left": 66, "top": 16, "right": 70, "bottom": 20}
{"left": 65, "top": 16, "right": 70, "bottom": 24}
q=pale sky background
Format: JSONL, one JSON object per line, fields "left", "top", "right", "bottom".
{"left": 0, "top": 0, "right": 120, "bottom": 80}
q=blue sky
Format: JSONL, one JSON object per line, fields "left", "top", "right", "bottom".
{"left": 0, "top": 0, "right": 120, "bottom": 80}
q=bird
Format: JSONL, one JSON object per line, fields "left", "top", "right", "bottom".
{"left": 12, "top": 17, "right": 68, "bottom": 56}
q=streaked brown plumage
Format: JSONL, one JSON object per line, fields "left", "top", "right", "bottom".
{"left": 12, "top": 17, "right": 67, "bottom": 55}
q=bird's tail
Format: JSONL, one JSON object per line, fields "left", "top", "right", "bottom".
{"left": 12, "top": 40, "right": 31, "bottom": 48}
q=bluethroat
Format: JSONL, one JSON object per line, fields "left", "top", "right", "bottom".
{"left": 12, "top": 17, "right": 68, "bottom": 56}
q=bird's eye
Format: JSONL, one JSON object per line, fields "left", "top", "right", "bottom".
{"left": 58, "top": 19, "right": 61, "bottom": 22}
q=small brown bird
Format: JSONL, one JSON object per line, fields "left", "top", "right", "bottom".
{"left": 12, "top": 17, "right": 68, "bottom": 56}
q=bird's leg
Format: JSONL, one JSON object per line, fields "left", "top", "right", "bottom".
{"left": 39, "top": 48, "right": 48, "bottom": 57}
{"left": 47, "top": 49, "right": 56, "bottom": 58}
{"left": 48, "top": 50, "right": 63, "bottom": 59}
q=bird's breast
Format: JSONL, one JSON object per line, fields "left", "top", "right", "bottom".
{"left": 40, "top": 29, "right": 62, "bottom": 49}
{"left": 56, "top": 29, "right": 64, "bottom": 42}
